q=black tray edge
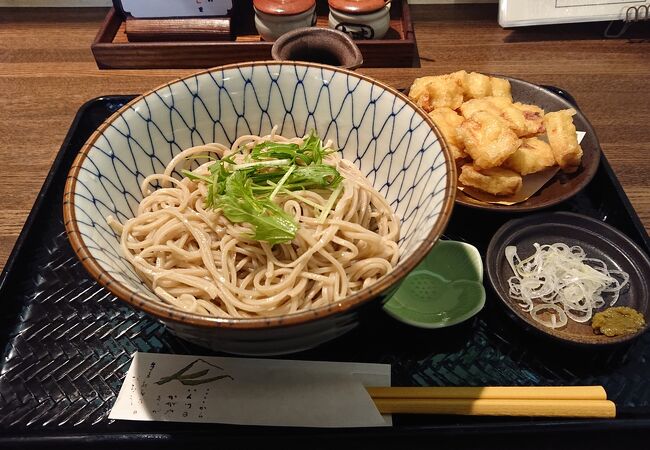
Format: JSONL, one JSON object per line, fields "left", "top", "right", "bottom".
{"left": 599, "top": 154, "right": 650, "bottom": 250}
{"left": 4, "top": 416, "right": 650, "bottom": 447}
{"left": 2, "top": 94, "right": 650, "bottom": 447}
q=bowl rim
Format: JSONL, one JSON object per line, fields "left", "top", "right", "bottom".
{"left": 63, "top": 60, "right": 457, "bottom": 330}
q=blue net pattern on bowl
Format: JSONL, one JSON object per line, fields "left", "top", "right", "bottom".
{"left": 71, "top": 63, "right": 449, "bottom": 301}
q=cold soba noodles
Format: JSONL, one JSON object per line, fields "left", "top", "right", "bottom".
{"left": 108, "top": 128, "right": 400, "bottom": 318}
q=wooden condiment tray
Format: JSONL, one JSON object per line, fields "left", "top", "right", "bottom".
{"left": 91, "top": 0, "right": 418, "bottom": 69}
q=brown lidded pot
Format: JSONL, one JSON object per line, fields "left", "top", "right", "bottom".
{"left": 254, "top": 0, "right": 315, "bottom": 15}
{"left": 328, "top": 0, "right": 391, "bottom": 39}
{"left": 328, "top": 0, "right": 387, "bottom": 14}
{"left": 253, "top": 0, "right": 318, "bottom": 41}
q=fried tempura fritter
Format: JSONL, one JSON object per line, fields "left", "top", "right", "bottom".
{"left": 457, "top": 111, "right": 521, "bottom": 169}
{"left": 408, "top": 72, "right": 584, "bottom": 200}
{"left": 503, "top": 137, "right": 556, "bottom": 175}
{"left": 408, "top": 73, "right": 465, "bottom": 112}
{"left": 543, "top": 108, "right": 583, "bottom": 173}
{"left": 460, "top": 97, "right": 544, "bottom": 138}
{"left": 489, "top": 77, "right": 512, "bottom": 101}
{"left": 428, "top": 107, "right": 466, "bottom": 160}
{"left": 514, "top": 102, "right": 545, "bottom": 136}
{"left": 463, "top": 72, "right": 493, "bottom": 100}
{"left": 459, "top": 164, "right": 522, "bottom": 196}
{"left": 459, "top": 97, "right": 507, "bottom": 119}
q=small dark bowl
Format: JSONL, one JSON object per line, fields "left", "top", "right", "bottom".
{"left": 456, "top": 76, "right": 601, "bottom": 212}
{"left": 271, "top": 27, "right": 364, "bottom": 70}
{"left": 486, "top": 212, "right": 650, "bottom": 346}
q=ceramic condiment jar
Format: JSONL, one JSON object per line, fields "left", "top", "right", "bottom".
{"left": 328, "top": 0, "right": 391, "bottom": 40}
{"left": 253, "top": 0, "right": 317, "bottom": 41}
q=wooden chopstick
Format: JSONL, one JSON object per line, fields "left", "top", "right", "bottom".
{"left": 373, "top": 398, "right": 616, "bottom": 418}
{"left": 367, "top": 386, "right": 615, "bottom": 418}
{"left": 367, "top": 386, "right": 607, "bottom": 401}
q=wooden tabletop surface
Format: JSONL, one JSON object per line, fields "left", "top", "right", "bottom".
{"left": 1, "top": 6, "right": 649, "bottom": 271}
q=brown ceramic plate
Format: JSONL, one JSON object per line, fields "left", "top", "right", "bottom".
{"left": 455, "top": 76, "right": 600, "bottom": 212}
{"left": 486, "top": 212, "right": 650, "bottom": 346}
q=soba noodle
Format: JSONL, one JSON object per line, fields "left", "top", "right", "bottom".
{"left": 108, "top": 128, "right": 400, "bottom": 318}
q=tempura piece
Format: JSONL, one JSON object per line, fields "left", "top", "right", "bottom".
{"left": 449, "top": 70, "right": 469, "bottom": 87}
{"left": 429, "top": 107, "right": 466, "bottom": 160}
{"left": 460, "top": 97, "right": 507, "bottom": 119}
{"left": 459, "top": 164, "right": 522, "bottom": 196}
{"left": 457, "top": 111, "right": 521, "bottom": 169}
{"left": 503, "top": 137, "right": 556, "bottom": 175}
{"left": 408, "top": 73, "right": 465, "bottom": 112}
{"left": 460, "top": 97, "right": 533, "bottom": 137}
{"left": 463, "top": 72, "right": 493, "bottom": 100}
{"left": 514, "top": 102, "right": 545, "bottom": 136}
{"left": 490, "top": 77, "right": 512, "bottom": 101}
{"left": 543, "top": 108, "right": 583, "bottom": 173}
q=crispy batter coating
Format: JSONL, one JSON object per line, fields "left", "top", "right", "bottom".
{"left": 449, "top": 70, "right": 469, "bottom": 86}
{"left": 459, "top": 164, "right": 522, "bottom": 196}
{"left": 514, "top": 102, "right": 545, "bottom": 136}
{"left": 460, "top": 97, "right": 543, "bottom": 138}
{"left": 503, "top": 137, "right": 556, "bottom": 175}
{"left": 490, "top": 77, "right": 512, "bottom": 101}
{"left": 459, "top": 97, "right": 508, "bottom": 119}
{"left": 463, "top": 72, "right": 493, "bottom": 100}
{"left": 428, "top": 107, "right": 466, "bottom": 160}
{"left": 408, "top": 72, "right": 465, "bottom": 112}
{"left": 543, "top": 108, "right": 583, "bottom": 173}
{"left": 457, "top": 111, "right": 521, "bottom": 169}
{"left": 408, "top": 72, "right": 583, "bottom": 193}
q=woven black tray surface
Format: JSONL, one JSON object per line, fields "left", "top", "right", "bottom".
{"left": 1, "top": 94, "right": 650, "bottom": 447}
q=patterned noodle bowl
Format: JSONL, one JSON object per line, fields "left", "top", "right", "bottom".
{"left": 63, "top": 61, "right": 456, "bottom": 355}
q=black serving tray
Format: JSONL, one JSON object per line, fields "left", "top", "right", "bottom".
{"left": 1, "top": 94, "right": 650, "bottom": 449}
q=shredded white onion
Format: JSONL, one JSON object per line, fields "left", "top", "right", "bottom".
{"left": 505, "top": 243, "right": 629, "bottom": 329}
{"left": 530, "top": 304, "right": 568, "bottom": 329}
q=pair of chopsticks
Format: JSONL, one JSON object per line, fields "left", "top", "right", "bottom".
{"left": 367, "top": 386, "right": 615, "bottom": 418}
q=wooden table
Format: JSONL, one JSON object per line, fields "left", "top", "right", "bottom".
{"left": 1, "top": 6, "right": 649, "bottom": 270}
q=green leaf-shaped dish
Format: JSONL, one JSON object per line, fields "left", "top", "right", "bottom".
{"left": 383, "top": 240, "right": 486, "bottom": 329}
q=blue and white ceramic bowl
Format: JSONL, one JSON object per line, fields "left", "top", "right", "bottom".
{"left": 64, "top": 62, "right": 456, "bottom": 355}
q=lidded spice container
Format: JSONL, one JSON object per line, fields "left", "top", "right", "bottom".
{"left": 328, "top": 0, "right": 391, "bottom": 40}
{"left": 253, "top": 0, "right": 317, "bottom": 41}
